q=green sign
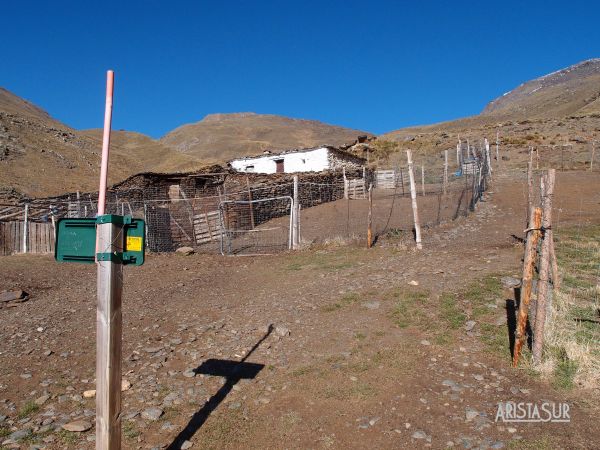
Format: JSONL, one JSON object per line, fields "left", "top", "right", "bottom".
{"left": 55, "top": 215, "right": 145, "bottom": 266}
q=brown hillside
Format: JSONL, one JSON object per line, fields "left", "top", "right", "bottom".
{"left": 380, "top": 59, "right": 600, "bottom": 170}
{"left": 0, "top": 88, "right": 203, "bottom": 199}
{"left": 160, "top": 112, "right": 371, "bottom": 161}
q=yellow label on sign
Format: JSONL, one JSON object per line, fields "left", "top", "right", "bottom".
{"left": 126, "top": 236, "right": 142, "bottom": 252}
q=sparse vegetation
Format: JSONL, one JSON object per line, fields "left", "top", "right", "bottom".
{"left": 537, "top": 225, "right": 600, "bottom": 389}
{"left": 17, "top": 400, "right": 39, "bottom": 419}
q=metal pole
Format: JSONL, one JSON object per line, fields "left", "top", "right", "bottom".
{"left": 23, "top": 204, "right": 29, "bottom": 253}
{"left": 95, "top": 70, "right": 122, "bottom": 450}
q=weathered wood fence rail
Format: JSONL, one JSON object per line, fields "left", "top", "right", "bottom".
{"left": 0, "top": 221, "right": 55, "bottom": 255}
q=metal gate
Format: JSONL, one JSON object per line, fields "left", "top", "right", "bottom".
{"left": 219, "top": 196, "right": 293, "bottom": 256}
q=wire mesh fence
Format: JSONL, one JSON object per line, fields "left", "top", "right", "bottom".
{"left": 1, "top": 151, "right": 493, "bottom": 255}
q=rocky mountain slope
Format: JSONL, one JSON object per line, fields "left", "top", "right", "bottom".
{"left": 160, "top": 112, "right": 371, "bottom": 162}
{"left": 380, "top": 59, "right": 600, "bottom": 169}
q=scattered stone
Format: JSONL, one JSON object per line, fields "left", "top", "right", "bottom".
{"left": 275, "top": 326, "right": 290, "bottom": 337}
{"left": 43, "top": 350, "right": 53, "bottom": 357}
{"left": 465, "top": 407, "right": 479, "bottom": 422}
{"left": 409, "top": 280, "right": 419, "bottom": 286}
{"left": 62, "top": 420, "right": 92, "bottom": 432}
{"left": 175, "top": 246, "right": 195, "bottom": 255}
{"left": 144, "top": 347, "right": 163, "bottom": 354}
{"left": 473, "top": 374, "right": 484, "bottom": 381}
{"left": 180, "top": 440, "right": 193, "bottom": 449}
{"left": 182, "top": 369, "right": 196, "bottom": 378}
{"left": 420, "top": 340, "right": 431, "bottom": 346}
{"left": 141, "top": 407, "right": 163, "bottom": 421}
{"left": 19, "top": 373, "right": 32, "bottom": 380}
{"left": 362, "top": 301, "right": 380, "bottom": 310}
{"left": 228, "top": 402, "right": 241, "bottom": 410}
{"left": 465, "top": 321, "right": 476, "bottom": 332}
{"left": 121, "top": 379, "right": 132, "bottom": 391}
{"left": 34, "top": 394, "right": 50, "bottom": 406}
{"left": 0, "top": 290, "right": 29, "bottom": 305}
{"left": 83, "top": 390, "right": 96, "bottom": 398}
{"left": 501, "top": 277, "right": 521, "bottom": 289}
{"left": 411, "top": 430, "right": 431, "bottom": 442}
{"left": 7, "top": 428, "right": 32, "bottom": 442}
{"left": 36, "top": 327, "right": 44, "bottom": 332}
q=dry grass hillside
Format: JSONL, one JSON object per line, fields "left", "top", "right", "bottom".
{"left": 379, "top": 59, "right": 600, "bottom": 170}
{"left": 0, "top": 89, "right": 204, "bottom": 199}
{"left": 160, "top": 112, "right": 371, "bottom": 161}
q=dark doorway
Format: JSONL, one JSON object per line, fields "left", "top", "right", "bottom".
{"left": 275, "top": 159, "right": 284, "bottom": 173}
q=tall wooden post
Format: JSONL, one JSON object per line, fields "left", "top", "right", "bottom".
{"left": 367, "top": 184, "right": 373, "bottom": 248}
{"left": 95, "top": 70, "right": 122, "bottom": 450}
{"left": 526, "top": 161, "right": 533, "bottom": 228}
{"left": 399, "top": 168, "right": 405, "bottom": 196}
{"left": 443, "top": 150, "right": 448, "bottom": 194}
{"left": 407, "top": 150, "right": 422, "bottom": 250}
{"left": 485, "top": 139, "right": 492, "bottom": 178}
{"left": 591, "top": 142, "right": 596, "bottom": 172}
{"left": 513, "top": 207, "right": 542, "bottom": 367}
{"left": 456, "top": 140, "right": 461, "bottom": 166}
{"left": 533, "top": 170, "right": 555, "bottom": 365}
{"left": 246, "top": 176, "right": 255, "bottom": 229}
{"left": 23, "top": 204, "right": 29, "bottom": 253}
{"left": 292, "top": 175, "right": 299, "bottom": 249}
{"left": 421, "top": 165, "right": 425, "bottom": 196}
{"left": 496, "top": 131, "right": 500, "bottom": 162}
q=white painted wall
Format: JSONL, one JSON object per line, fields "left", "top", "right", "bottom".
{"left": 230, "top": 147, "right": 331, "bottom": 174}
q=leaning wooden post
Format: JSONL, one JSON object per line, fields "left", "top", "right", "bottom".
{"left": 533, "top": 170, "right": 555, "bottom": 365}
{"left": 367, "top": 183, "right": 373, "bottom": 248}
{"left": 443, "top": 150, "right": 449, "bottom": 194}
{"left": 513, "top": 207, "right": 542, "bottom": 367}
{"left": 591, "top": 142, "right": 596, "bottom": 172}
{"left": 421, "top": 165, "right": 425, "bottom": 196}
{"left": 292, "top": 175, "right": 299, "bottom": 249}
{"left": 95, "top": 70, "right": 123, "bottom": 450}
{"left": 23, "top": 204, "right": 29, "bottom": 253}
{"left": 406, "top": 150, "right": 422, "bottom": 250}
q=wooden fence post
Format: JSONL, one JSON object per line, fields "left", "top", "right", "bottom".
{"left": 456, "top": 140, "right": 461, "bottom": 166}
{"left": 444, "top": 150, "right": 449, "bottom": 194}
{"left": 23, "top": 204, "right": 29, "bottom": 253}
{"left": 95, "top": 70, "right": 122, "bottom": 450}
{"left": 496, "top": 131, "right": 500, "bottom": 162}
{"left": 591, "top": 142, "right": 596, "bottom": 172}
{"left": 407, "top": 150, "right": 422, "bottom": 250}
{"left": 527, "top": 161, "right": 533, "bottom": 228}
{"left": 246, "top": 176, "right": 255, "bottom": 229}
{"left": 292, "top": 175, "right": 299, "bottom": 249}
{"left": 421, "top": 165, "right": 425, "bottom": 196}
{"left": 513, "top": 207, "right": 543, "bottom": 367}
{"left": 367, "top": 184, "right": 373, "bottom": 248}
{"left": 533, "top": 169, "right": 556, "bottom": 365}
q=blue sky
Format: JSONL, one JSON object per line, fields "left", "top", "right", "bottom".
{"left": 3, "top": 1, "right": 599, "bottom": 138}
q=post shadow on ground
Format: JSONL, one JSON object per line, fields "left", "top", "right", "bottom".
{"left": 167, "top": 325, "right": 273, "bottom": 450}
{"left": 506, "top": 287, "right": 533, "bottom": 359}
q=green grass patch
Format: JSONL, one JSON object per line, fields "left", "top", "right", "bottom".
{"left": 389, "top": 289, "right": 430, "bottom": 328}
{"left": 57, "top": 429, "right": 79, "bottom": 445}
{"left": 17, "top": 401, "right": 39, "bottom": 419}
{"left": 123, "top": 421, "right": 140, "bottom": 440}
{"left": 322, "top": 291, "right": 361, "bottom": 312}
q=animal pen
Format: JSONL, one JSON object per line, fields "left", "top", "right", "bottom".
{"left": 0, "top": 150, "right": 492, "bottom": 256}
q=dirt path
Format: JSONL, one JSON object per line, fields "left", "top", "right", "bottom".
{"left": 1, "top": 171, "right": 599, "bottom": 449}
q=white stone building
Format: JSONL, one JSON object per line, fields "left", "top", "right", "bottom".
{"left": 228, "top": 146, "right": 365, "bottom": 174}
